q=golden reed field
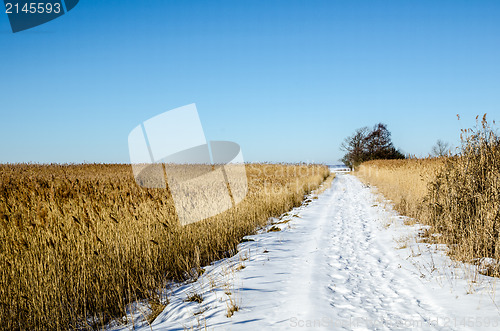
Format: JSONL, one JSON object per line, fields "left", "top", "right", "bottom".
{"left": 356, "top": 116, "right": 500, "bottom": 276}
{"left": 0, "top": 163, "right": 330, "bottom": 330}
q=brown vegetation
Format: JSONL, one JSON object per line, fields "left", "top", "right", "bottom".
{"left": 356, "top": 158, "right": 445, "bottom": 219}
{"left": 0, "top": 163, "right": 329, "bottom": 330}
{"left": 356, "top": 115, "right": 500, "bottom": 274}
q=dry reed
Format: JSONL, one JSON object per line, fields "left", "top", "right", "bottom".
{"left": 0, "top": 163, "right": 329, "bottom": 330}
{"left": 356, "top": 115, "right": 500, "bottom": 274}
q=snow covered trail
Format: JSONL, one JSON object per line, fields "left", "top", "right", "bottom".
{"left": 269, "top": 173, "right": 446, "bottom": 329}
{"left": 115, "top": 174, "right": 500, "bottom": 330}
{"left": 219, "top": 173, "right": 446, "bottom": 330}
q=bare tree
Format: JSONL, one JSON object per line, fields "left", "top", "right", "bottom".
{"left": 340, "top": 123, "right": 405, "bottom": 169}
{"left": 431, "top": 139, "right": 450, "bottom": 157}
{"left": 365, "top": 123, "right": 396, "bottom": 160}
{"left": 340, "top": 126, "right": 369, "bottom": 168}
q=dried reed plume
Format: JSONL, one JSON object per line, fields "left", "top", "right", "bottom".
{"left": 0, "top": 163, "right": 329, "bottom": 330}
{"left": 356, "top": 114, "right": 500, "bottom": 275}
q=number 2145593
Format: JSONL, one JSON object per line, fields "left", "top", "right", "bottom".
{"left": 5, "top": 2, "right": 62, "bottom": 14}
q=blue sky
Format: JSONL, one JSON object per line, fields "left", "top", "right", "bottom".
{"left": 1, "top": 0, "right": 499, "bottom": 164}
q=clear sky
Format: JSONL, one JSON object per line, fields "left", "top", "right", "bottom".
{"left": 1, "top": 0, "right": 499, "bottom": 164}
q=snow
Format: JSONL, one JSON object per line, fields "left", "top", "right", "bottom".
{"left": 112, "top": 173, "right": 500, "bottom": 330}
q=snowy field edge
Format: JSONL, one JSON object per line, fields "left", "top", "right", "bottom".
{"left": 111, "top": 174, "right": 500, "bottom": 331}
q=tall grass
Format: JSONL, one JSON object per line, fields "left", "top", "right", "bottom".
{"left": 356, "top": 115, "right": 500, "bottom": 273}
{"left": 0, "top": 163, "right": 329, "bottom": 330}
{"left": 427, "top": 116, "right": 500, "bottom": 266}
{"left": 356, "top": 158, "right": 445, "bottom": 219}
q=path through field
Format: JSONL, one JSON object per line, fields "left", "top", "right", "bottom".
{"left": 116, "top": 174, "right": 500, "bottom": 330}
